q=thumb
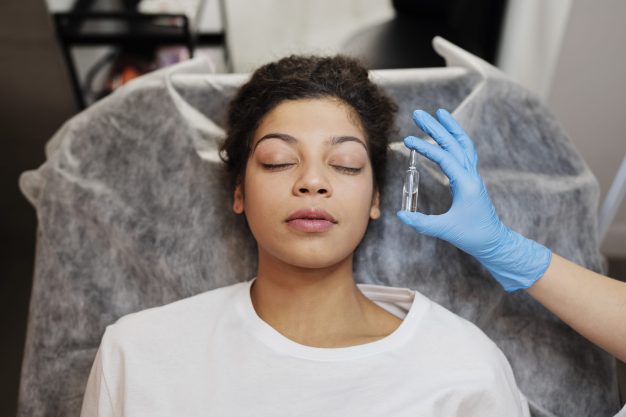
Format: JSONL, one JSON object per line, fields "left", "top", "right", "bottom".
{"left": 396, "top": 211, "right": 443, "bottom": 237}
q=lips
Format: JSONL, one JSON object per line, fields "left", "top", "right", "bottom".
{"left": 286, "top": 208, "right": 337, "bottom": 223}
{"left": 285, "top": 208, "right": 337, "bottom": 233}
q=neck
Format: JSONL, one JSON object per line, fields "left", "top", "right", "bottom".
{"left": 250, "top": 247, "right": 374, "bottom": 345}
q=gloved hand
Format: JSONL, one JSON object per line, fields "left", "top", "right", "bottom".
{"left": 396, "top": 108, "right": 552, "bottom": 292}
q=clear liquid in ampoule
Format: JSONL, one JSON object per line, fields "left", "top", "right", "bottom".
{"left": 402, "top": 169, "right": 419, "bottom": 212}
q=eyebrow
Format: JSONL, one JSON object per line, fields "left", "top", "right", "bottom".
{"left": 252, "top": 132, "right": 368, "bottom": 152}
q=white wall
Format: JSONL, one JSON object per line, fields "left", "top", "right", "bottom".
{"left": 547, "top": 0, "right": 626, "bottom": 256}
{"left": 223, "top": 0, "right": 394, "bottom": 72}
{"left": 497, "top": 0, "right": 626, "bottom": 257}
{"left": 497, "top": 0, "right": 572, "bottom": 100}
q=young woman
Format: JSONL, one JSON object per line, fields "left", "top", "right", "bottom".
{"left": 79, "top": 55, "right": 530, "bottom": 416}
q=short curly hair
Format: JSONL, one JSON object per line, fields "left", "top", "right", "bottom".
{"left": 219, "top": 54, "right": 398, "bottom": 194}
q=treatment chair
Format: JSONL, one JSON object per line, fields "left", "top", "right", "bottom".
{"left": 17, "top": 37, "right": 620, "bottom": 416}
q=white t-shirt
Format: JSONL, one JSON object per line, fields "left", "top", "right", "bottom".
{"left": 80, "top": 277, "right": 530, "bottom": 417}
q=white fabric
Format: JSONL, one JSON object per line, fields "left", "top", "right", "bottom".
{"left": 615, "top": 404, "right": 626, "bottom": 417}
{"left": 79, "top": 278, "right": 531, "bottom": 417}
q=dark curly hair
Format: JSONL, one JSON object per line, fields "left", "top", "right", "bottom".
{"left": 219, "top": 54, "right": 398, "bottom": 194}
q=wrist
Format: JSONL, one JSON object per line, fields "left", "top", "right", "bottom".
{"left": 478, "top": 228, "right": 553, "bottom": 292}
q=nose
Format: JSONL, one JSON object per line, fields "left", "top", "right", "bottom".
{"left": 292, "top": 163, "right": 333, "bottom": 197}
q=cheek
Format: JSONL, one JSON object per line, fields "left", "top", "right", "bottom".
{"left": 337, "top": 178, "right": 375, "bottom": 217}
{"left": 242, "top": 170, "right": 284, "bottom": 214}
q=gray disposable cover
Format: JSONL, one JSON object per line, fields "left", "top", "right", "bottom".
{"left": 18, "top": 37, "right": 619, "bottom": 416}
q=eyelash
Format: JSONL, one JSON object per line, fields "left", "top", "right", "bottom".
{"left": 261, "top": 163, "right": 362, "bottom": 174}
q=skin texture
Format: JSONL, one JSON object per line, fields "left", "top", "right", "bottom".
{"left": 527, "top": 253, "right": 626, "bottom": 363}
{"left": 232, "top": 98, "right": 402, "bottom": 348}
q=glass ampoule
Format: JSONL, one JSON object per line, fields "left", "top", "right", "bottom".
{"left": 402, "top": 149, "right": 420, "bottom": 212}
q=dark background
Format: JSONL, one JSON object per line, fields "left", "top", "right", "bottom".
{"left": 1, "top": 0, "right": 79, "bottom": 416}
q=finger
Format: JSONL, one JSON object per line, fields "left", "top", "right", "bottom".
{"left": 404, "top": 136, "right": 465, "bottom": 185}
{"left": 435, "top": 109, "right": 478, "bottom": 168}
{"left": 412, "top": 110, "right": 467, "bottom": 167}
{"left": 396, "top": 210, "right": 444, "bottom": 238}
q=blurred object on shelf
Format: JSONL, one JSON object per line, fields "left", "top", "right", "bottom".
{"left": 156, "top": 45, "right": 190, "bottom": 67}
{"left": 138, "top": 0, "right": 203, "bottom": 20}
{"left": 86, "top": 45, "right": 191, "bottom": 102}
{"left": 138, "top": 0, "right": 205, "bottom": 31}
{"left": 51, "top": 0, "right": 227, "bottom": 108}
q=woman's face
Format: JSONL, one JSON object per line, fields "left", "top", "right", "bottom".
{"left": 233, "top": 98, "right": 380, "bottom": 269}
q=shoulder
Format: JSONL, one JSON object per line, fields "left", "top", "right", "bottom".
{"left": 103, "top": 280, "right": 247, "bottom": 347}
{"left": 407, "top": 290, "right": 529, "bottom": 413}
{"left": 366, "top": 283, "right": 508, "bottom": 364}
{"left": 410, "top": 289, "right": 509, "bottom": 363}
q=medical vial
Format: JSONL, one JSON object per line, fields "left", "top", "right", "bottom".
{"left": 402, "top": 150, "right": 420, "bottom": 212}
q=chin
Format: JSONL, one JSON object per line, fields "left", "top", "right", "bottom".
{"left": 267, "top": 244, "right": 355, "bottom": 270}
{"left": 255, "top": 227, "right": 367, "bottom": 270}
{"left": 286, "top": 256, "right": 348, "bottom": 270}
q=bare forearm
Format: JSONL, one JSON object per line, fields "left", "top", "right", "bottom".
{"left": 526, "top": 253, "right": 626, "bottom": 362}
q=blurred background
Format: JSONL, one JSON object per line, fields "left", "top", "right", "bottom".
{"left": 1, "top": 0, "right": 625, "bottom": 415}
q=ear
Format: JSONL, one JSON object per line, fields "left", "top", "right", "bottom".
{"left": 370, "top": 189, "right": 381, "bottom": 220}
{"left": 233, "top": 182, "right": 244, "bottom": 214}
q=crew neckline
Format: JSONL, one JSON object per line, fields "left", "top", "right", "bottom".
{"left": 236, "top": 277, "right": 422, "bottom": 361}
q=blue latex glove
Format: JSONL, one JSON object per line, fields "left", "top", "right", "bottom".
{"left": 396, "top": 108, "right": 552, "bottom": 292}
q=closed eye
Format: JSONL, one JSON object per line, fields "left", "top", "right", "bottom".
{"left": 262, "top": 163, "right": 294, "bottom": 170}
{"left": 332, "top": 166, "right": 362, "bottom": 174}
{"left": 262, "top": 163, "right": 362, "bottom": 174}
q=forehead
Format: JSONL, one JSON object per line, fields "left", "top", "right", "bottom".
{"left": 253, "top": 98, "right": 366, "bottom": 143}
